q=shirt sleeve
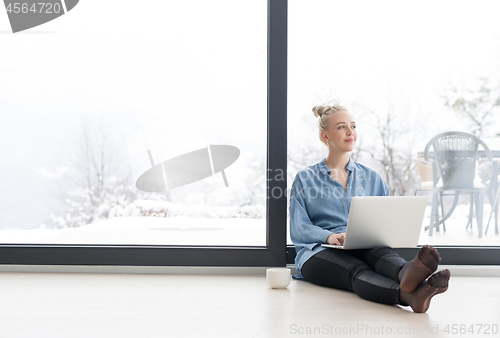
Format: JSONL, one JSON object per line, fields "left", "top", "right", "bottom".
{"left": 380, "top": 176, "right": 390, "bottom": 196}
{"left": 289, "top": 179, "right": 333, "bottom": 245}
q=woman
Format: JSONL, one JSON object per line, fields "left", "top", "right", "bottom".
{"left": 289, "top": 100, "right": 450, "bottom": 313}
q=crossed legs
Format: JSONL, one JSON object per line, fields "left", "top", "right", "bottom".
{"left": 301, "top": 245, "right": 450, "bottom": 313}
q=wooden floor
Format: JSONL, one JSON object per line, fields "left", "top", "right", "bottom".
{"left": 0, "top": 272, "right": 499, "bottom": 338}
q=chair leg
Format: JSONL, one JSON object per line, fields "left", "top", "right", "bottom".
{"left": 496, "top": 201, "right": 499, "bottom": 234}
{"left": 496, "top": 207, "right": 499, "bottom": 234}
{"left": 493, "top": 183, "right": 499, "bottom": 235}
{"left": 475, "top": 192, "right": 484, "bottom": 238}
{"left": 467, "top": 193, "right": 474, "bottom": 229}
{"left": 435, "top": 192, "right": 440, "bottom": 232}
{"left": 486, "top": 185, "right": 500, "bottom": 235}
{"left": 494, "top": 189, "right": 498, "bottom": 235}
{"left": 440, "top": 191, "right": 446, "bottom": 232}
{"left": 429, "top": 190, "right": 439, "bottom": 236}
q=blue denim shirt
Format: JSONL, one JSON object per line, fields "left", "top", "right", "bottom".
{"left": 289, "top": 158, "right": 390, "bottom": 279}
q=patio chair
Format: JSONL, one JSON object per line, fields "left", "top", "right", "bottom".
{"left": 424, "top": 131, "right": 497, "bottom": 238}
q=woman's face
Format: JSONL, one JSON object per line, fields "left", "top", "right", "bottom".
{"left": 321, "top": 111, "right": 357, "bottom": 153}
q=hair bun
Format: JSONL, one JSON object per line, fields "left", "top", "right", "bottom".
{"left": 312, "top": 99, "right": 344, "bottom": 118}
{"left": 312, "top": 104, "right": 331, "bottom": 118}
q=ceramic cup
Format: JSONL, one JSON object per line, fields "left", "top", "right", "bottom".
{"left": 266, "top": 268, "right": 291, "bottom": 289}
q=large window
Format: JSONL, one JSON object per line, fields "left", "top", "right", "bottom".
{"left": 1, "top": 1, "right": 268, "bottom": 246}
{"left": 2, "top": 0, "right": 499, "bottom": 268}
{"left": 0, "top": 0, "right": 287, "bottom": 266}
{"left": 287, "top": 0, "right": 500, "bottom": 263}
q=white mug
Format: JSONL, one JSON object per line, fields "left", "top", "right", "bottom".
{"left": 266, "top": 268, "right": 291, "bottom": 289}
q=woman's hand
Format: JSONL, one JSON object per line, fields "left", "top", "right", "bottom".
{"left": 326, "top": 232, "right": 346, "bottom": 245}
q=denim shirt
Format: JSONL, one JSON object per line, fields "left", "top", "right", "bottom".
{"left": 289, "top": 158, "right": 390, "bottom": 279}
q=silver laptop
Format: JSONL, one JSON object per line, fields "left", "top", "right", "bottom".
{"left": 321, "top": 196, "right": 427, "bottom": 250}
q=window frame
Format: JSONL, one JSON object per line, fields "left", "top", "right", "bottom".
{"left": 2, "top": 0, "right": 499, "bottom": 268}
{"left": 0, "top": 0, "right": 288, "bottom": 268}
{"left": 286, "top": 246, "right": 500, "bottom": 266}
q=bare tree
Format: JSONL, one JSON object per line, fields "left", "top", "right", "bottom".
{"left": 240, "top": 158, "right": 266, "bottom": 207}
{"left": 287, "top": 112, "right": 326, "bottom": 184}
{"left": 353, "top": 100, "right": 422, "bottom": 196}
{"left": 443, "top": 77, "right": 500, "bottom": 137}
{"left": 49, "top": 114, "right": 137, "bottom": 228}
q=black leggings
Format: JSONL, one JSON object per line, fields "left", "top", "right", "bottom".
{"left": 301, "top": 246, "right": 407, "bottom": 305}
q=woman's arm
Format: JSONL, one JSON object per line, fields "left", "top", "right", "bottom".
{"left": 289, "top": 179, "right": 334, "bottom": 245}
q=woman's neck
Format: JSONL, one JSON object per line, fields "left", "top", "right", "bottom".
{"left": 325, "top": 152, "right": 350, "bottom": 171}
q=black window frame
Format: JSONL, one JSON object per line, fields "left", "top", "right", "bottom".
{"left": 0, "top": 0, "right": 288, "bottom": 268}
{"left": 1, "top": 0, "right": 499, "bottom": 268}
{"left": 286, "top": 246, "right": 500, "bottom": 266}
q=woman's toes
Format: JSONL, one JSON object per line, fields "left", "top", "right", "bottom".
{"left": 399, "top": 246, "right": 440, "bottom": 293}
{"left": 427, "top": 269, "right": 451, "bottom": 288}
{"left": 419, "top": 245, "right": 441, "bottom": 271}
{"left": 410, "top": 269, "right": 451, "bottom": 313}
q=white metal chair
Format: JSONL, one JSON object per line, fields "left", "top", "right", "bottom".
{"left": 424, "top": 131, "right": 497, "bottom": 238}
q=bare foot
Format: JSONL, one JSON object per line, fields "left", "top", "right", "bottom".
{"left": 401, "top": 269, "right": 450, "bottom": 313}
{"left": 399, "top": 245, "right": 440, "bottom": 293}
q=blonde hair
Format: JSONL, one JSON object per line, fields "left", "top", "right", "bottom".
{"left": 312, "top": 99, "right": 348, "bottom": 145}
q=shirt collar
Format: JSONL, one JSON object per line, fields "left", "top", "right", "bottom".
{"left": 319, "top": 157, "right": 355, "bottom": 175}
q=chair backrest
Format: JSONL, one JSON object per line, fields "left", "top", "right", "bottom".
{"left": 424, "top": 132, "right": 493, "bottom": 189}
